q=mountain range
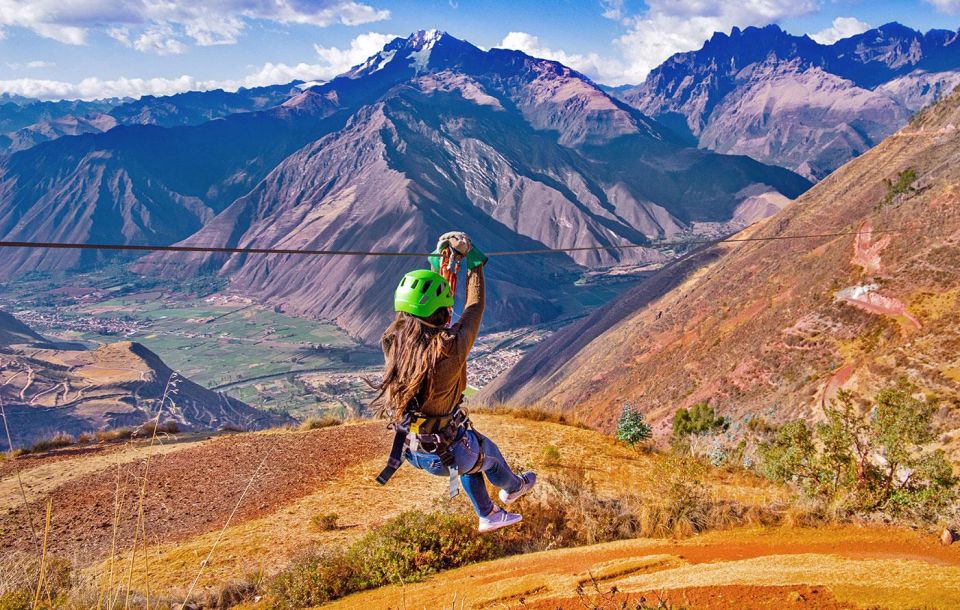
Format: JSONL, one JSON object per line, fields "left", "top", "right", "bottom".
{"left": 0, "top": 84, "right": 299, "bottom": 153}
{"left": 619, "top": 22, "right": 960, "bottom": 181}
{"left": 481, "top": 85, "right": 960, "bottom": 459}
{"left": 0, "top": 30, "right": 809, "bottom": 343}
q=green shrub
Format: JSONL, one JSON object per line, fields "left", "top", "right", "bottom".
{"left": 758, "top": 383, "right": 958, "bottom": 522}
{"left": 880, "top": 167, "right": 918, "bottom": 207}
{"left": 672, "top": 403, "right": 728, "bottom": 439}
{"left": 616, "top": 403, "right": 652, "bottom": 448}
{"left": 0, "top": 591, "right": 32, "bottom": 610}
{"left": 266, "top": 509, "right": 497, "bottom": 607}
{"left": 265, "top": 549, "right": 354, "bottom": 609}
{"left": 349, "top": 510, "right": 496, "bottom": 589}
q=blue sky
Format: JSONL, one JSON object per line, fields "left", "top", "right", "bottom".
{"left": 0, "top": 0, "right": 957, "bottom": 100}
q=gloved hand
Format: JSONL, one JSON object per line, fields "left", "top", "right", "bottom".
{"left": 437, "top": 232, "right": 472, "bottom": 257}
{"left": 429, "top": 231, "right": 487, "bottom": 270}
{"left": 465, "top": 246, "right": 487, "bottom": 270}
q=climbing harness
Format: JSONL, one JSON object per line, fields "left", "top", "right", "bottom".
{"left": 376, "top": 398, "right": 484, "bottom": 498}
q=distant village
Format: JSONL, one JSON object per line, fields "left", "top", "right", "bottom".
{"left": 13, "top": 309, "right": 149, "bottom": 337}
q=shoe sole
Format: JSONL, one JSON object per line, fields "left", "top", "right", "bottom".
{"left": 478, "top": 514, "right": 523, "bottom": 533}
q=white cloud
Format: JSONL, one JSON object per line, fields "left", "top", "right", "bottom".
{"left": 925, "top": 0, "right": 960, "bottom": 14}
{"left": 600, "top": 0, "right": 625, "bottom": 21}
{"left": 810, "top": 17, "right": 871, "bottom": 45}
{"left": 0, "top": 75, "right": 218, "bottom": 100}
{"left": 613, "top": 0, "right": 818, "bottom": 84}
{"left": 0, "top": 0, "right": 390, "bottom": 51}
{"left": 0, "top": 31, "right": 398, "bottom": 100}
{"left": 497, "top": 32, "right": 624, "bottom": 83}
{"left": 313, "top": 32, "right": 399, "bottom": 77}
{"left": 499, "top": 1, "right": 819, "bottom": 86}
{"left": 109, "top": 26, "right": 188, "bottom": 55}
{"left": 238, "top": 31, "right": 397, "bottom": 88}
{"left": 6, "top": 60, "right": 57, "bottom": 70}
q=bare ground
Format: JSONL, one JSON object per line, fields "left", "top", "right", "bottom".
{"left": 0, "top": 422, "right": 388, "bottom": 561}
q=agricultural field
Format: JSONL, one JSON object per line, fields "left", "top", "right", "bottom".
{"left": 0, "top": 269, "right": 382, "bottom": 420}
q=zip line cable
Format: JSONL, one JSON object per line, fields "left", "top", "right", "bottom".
{"left": 0, "top": 226, "right": 932, "bottom": 259}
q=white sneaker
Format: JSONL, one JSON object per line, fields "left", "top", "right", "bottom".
{"left": 478, "top": 506, "right": 523, "bottom": 533}
{"left": 498, "top": 471, "right": 537, "bottom": 506}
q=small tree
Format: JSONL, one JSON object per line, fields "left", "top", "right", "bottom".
{"left": 672, "top": 402, "right": 729, "bottom": 439}
{"left": 880, "top": 167, "right": 918, "bottom": 207}
{"left": 616, "top": 403, "right": 652, "bottom": 448}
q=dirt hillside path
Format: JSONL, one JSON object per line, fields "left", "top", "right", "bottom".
{"left": 325, "top": 526, "right": 960, "bottom": 610}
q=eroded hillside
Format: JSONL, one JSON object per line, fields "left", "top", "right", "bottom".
{"left": 0, "top": 313, "right": 288, "bottom": 448}
{"left": 481, "top": 87, "right": 960, "bottom": 455}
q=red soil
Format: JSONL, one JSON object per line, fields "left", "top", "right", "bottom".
{"left": 526, "top": 585, "right": 854, "bottom": 610}
{"left": 0, "top": 422, "right": 388, "bottom": 560}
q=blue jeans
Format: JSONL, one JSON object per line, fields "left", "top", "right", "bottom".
{"left": 406, "top": 429, "right": 523, "bottom": 517}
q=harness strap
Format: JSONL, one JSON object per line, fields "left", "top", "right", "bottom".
{"left": 376, "top": 425, "right": 408, "bottom": 486}
{"left": 376, "top": 399, "right": 475, "bottom": 498}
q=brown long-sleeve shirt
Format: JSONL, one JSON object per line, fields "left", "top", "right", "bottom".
{"left": 417, "top": 266, "right": 484, "bottom": 417}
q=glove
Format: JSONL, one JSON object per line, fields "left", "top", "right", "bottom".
{"left": 465, "top": 246, "right": 487, "bottom": 270}
{"left": 437, "top": 232, "right": 472, "bottom": 257}
{"left": 428, "top": 247, "right": 487, "bottom": 271}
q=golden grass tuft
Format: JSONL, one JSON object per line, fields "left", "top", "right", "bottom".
{"left": 93, "top": 427, "right": 134, "bottom": 443}
{"left": 299, "top": 416, "right": 343, "bottom": 431}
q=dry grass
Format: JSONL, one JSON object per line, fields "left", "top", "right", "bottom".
{"left": 28, "top": 432, "right": 76, "bottom": 453}
{"left": 472, "top": 405, "right": 592, "bottom": 430}
{"left": 135, "top": 420, "right": 180, "bottom": 437}
{"left": 309, "top": 513, "right": 340, "bottom": 532}
{"left": 93, "top": 427, "right": 134, "bottom": 443}
{"left": 298, "top": 416, "right": 343, "bottom": 431}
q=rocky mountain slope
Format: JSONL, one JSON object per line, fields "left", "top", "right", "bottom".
{"left": 133, "top": 31, "right": 808, "bottom": 342}
{"left": 0, "top": 98, "right": 348, "bottom": 278}
{"left": 621, "top": 23, "right": 960, "bottom": 181}
{"left": 0, "top": 84, "right": 298, "bottom": 153}
{"left": 481, "top": 86, "right": 960, "bottom": 451}
{"left": 0, "top": 312, "right": 288, "bottom": 449}
{"left": 0, "top": 310, "right": 46, "bottom": 346}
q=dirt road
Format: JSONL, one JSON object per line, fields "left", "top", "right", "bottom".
{"left": 325, "top": 526, "right": 960, "bottom": 610}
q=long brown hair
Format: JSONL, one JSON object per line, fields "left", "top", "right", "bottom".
{"left": 370, "top": 308, "right": 451, "bottom": 421}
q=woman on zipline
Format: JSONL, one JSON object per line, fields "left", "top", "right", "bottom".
{"left": 371, "top": 232, "right": 536, "bottom": 532}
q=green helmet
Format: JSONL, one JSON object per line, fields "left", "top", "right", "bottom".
{"left": 394, "top": 269, "right": 454, "bottom": 318}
